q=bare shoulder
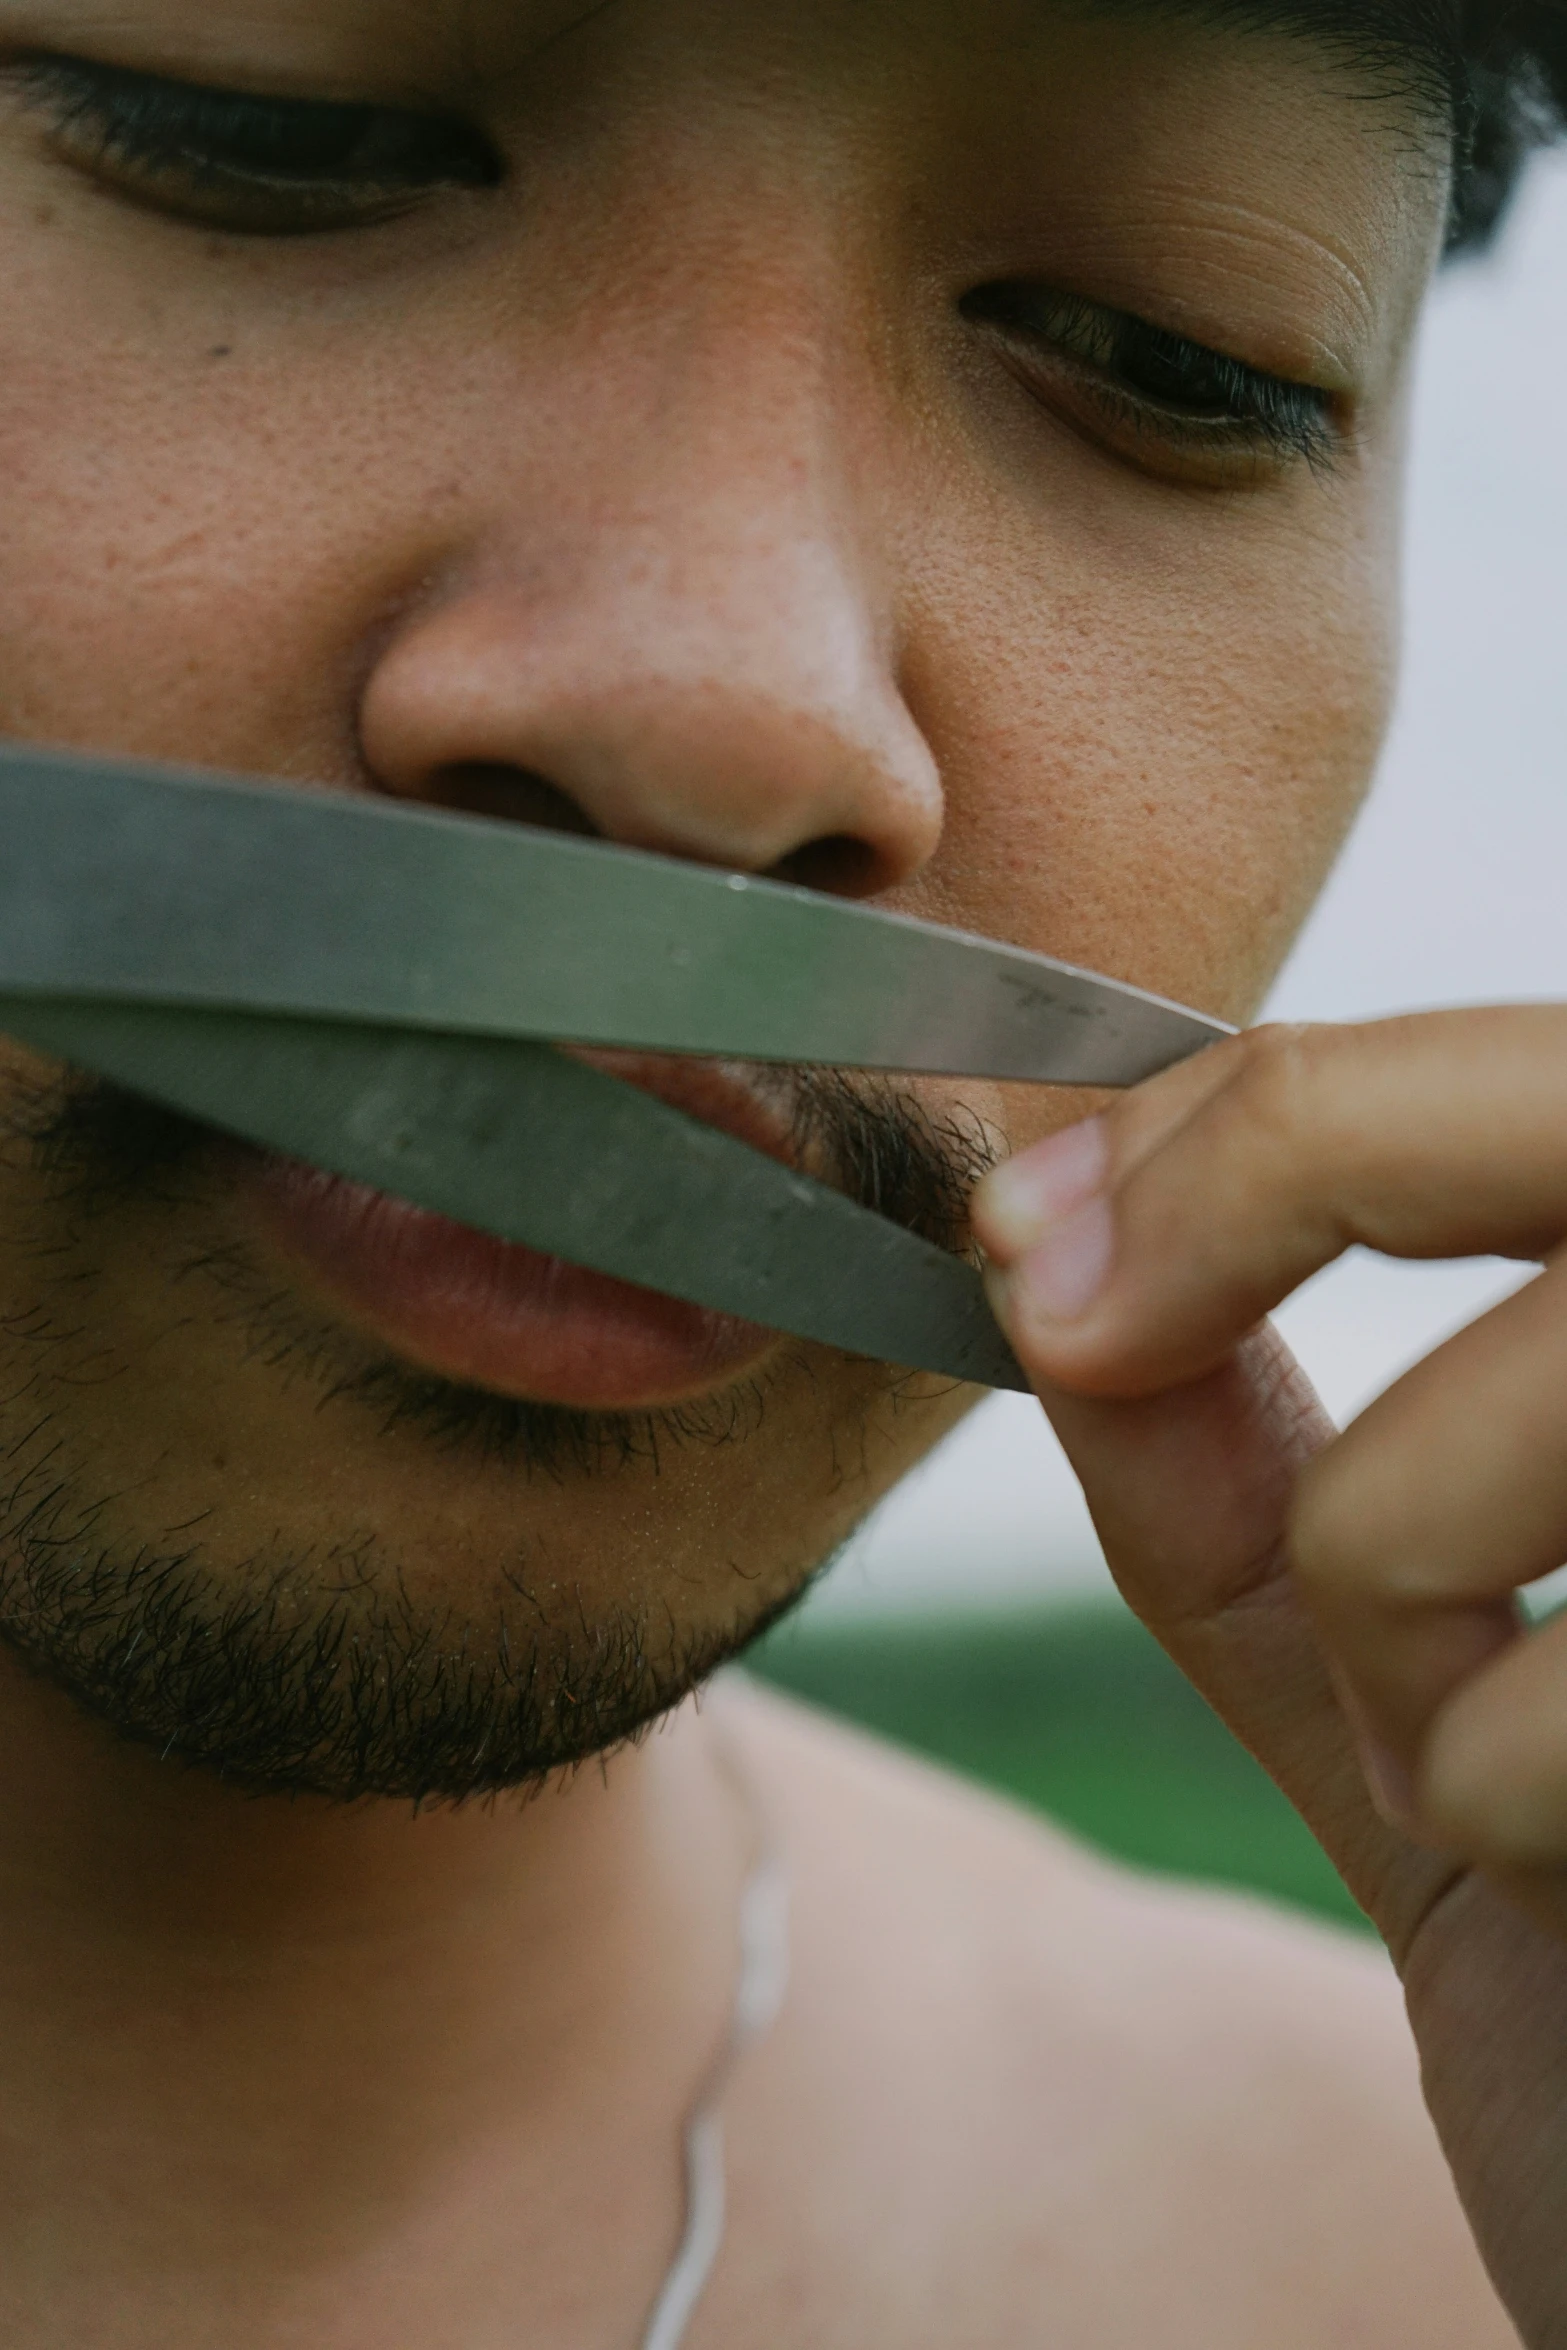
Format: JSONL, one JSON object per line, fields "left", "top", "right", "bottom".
{"left": 711, "top": 1676, "right": 1515, "bottom": 2350}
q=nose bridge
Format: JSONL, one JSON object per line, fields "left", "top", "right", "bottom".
{"left": 576, "top": 329, "right": 885, "bottom": 739}
{"left": 550, "top": 268, "right": 877, "bottom": 692}
{"left": 359, "top": 230, "right": 944, "bottom": 889}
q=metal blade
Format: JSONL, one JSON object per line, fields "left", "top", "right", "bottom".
{"left": 0, "top": 744, "right": 1231, "bottom": 1084}
{"left": 0, "top": 997, "right": 1030, "bottom": 1393}
{"left": 0, "top": 741, "right": 1232, "bottom": 1390}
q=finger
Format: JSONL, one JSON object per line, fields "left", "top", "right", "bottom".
{"left": 1420, "top": 1607, "right": 1567, "bottom": 1884}
{"left": 1034, "top": 1289, "right": 1567, "bottom": 2345}
{"left": 976, "top": 1009, "right": 1567, "bottom": 1399}
{"left": 1286, "top": 1260, "right": 1567, "bottom": 1825}
{"left": 1036, "top": 1322, "right": 1461, "bottom": 1957}
{"left": 979, "top": 1023, "right": 1259, "bottom": 1251}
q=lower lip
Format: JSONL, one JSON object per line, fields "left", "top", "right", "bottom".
{"left": 244, "top": 1159, "right": 781, "bottom": 1412}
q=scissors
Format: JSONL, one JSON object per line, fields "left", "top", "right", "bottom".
{"left": 0, "top": 743, "right": 1231, "bottom": 1392}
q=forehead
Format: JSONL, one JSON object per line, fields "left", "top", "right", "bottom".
{"left": 5, "top": 0, "right": 1450, "bottom": 109}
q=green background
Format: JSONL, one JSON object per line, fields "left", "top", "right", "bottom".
{"left": 746, "top": 1601, "right": 1368, "bottom": 1932}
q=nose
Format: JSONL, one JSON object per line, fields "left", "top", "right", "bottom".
{"left": 358, "top": 347, "right": 944, "bottom": 898}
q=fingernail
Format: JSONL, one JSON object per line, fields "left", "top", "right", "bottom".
{"left": 1361, "top": 1737, "right": 1418, "bottom": 1835}
{"left": 1334, "top": 1673, "right": 1420, "bottom": 1835}
{"left": 1334, "top": 1673, "right": 1418, "bottom": 1832}
{"left": 982, "top": 1119, "right": 1110, "bottom": 1257}
{"left": 1012, "top": 1195, "right": 1116, "bottom": 1328}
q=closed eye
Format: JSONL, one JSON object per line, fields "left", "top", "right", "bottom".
{"left": 9, "top": 53, "right": 503, "bottom": 236}
{"left": 962, "top": 281, "right": 1341, "bottom": 477}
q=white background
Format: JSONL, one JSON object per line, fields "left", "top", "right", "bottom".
{"left": 805, "top": 151, "right": 1567, "bottom": 1622}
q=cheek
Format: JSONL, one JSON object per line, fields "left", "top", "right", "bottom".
{"left": 898, "top": 441, "right": 1404, "bottom": 1048}
{"left": 0, "top": 215, "right": 455, "bottom": 774}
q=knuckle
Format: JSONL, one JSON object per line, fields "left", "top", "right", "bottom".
{"left": 1291, "top": 1450, "right": 1451, "bottom": 1626}
{"left": 1422, "top": 1754, "right": 1567, "bottom": 1873}
{"left": 1225, "top": 1023, "right": 1331, "bottom": 1156}
{"left": 1287, "top": 1461, "right": 1360, "bottom": 1605}
{"left": 1289, "top": 1449, "right": 1409, "bottom": 1612}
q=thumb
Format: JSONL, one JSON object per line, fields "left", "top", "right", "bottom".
{"left": 1037, "top": 1323, "right": 1459, "bottom": 1958}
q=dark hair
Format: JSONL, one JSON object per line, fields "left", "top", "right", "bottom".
{"left": 1452, "top": 3, "right": 1567, "bottom": 249}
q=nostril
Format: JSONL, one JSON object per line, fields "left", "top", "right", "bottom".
{"left": 768, "top": 834, "right": 884, "bottom": 899}
{"left": 385, "top": 762, "right": 902, "bottom": 896}
{"left": 416, "top": 763, "right": 602, "bottom": 838}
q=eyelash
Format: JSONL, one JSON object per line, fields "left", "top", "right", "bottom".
{"left": 962, "top": 283, "right": 1339, "bottom": 472}
{"left": 11, "top": 53, "right": 1340, "bottom": 479}
{"left": 11, "top": 54, "right": 503, "bottom": 233}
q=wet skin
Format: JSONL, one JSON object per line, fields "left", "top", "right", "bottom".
{"left": 0, "top": 6, "right": 1527, "bottom": 2348}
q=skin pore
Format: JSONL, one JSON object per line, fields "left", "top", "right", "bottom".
{"left": 0, "top": 0, "right": 1443, "bottom": 1776}
{"left": 0, "top": 4, "right": 1483, "bottom": 2345}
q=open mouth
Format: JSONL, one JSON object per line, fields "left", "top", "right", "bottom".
{"left": 241, "top": 1054, "right": 808, "bottom": 1413}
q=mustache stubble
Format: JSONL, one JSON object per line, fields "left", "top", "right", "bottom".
{"left": 2, "top": 1053, "right": 1002, "bottom": 1474}
{"left": 0, "top": 1053, "right": 1001, "bottom": 1800}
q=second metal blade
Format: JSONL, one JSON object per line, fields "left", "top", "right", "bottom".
{"left": 0, "top": 997, "right": 1029, "bottom": 1393}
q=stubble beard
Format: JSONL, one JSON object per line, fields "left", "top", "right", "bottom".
{"left": 0, "top": 1063, "right": 997, "bottom": 1805}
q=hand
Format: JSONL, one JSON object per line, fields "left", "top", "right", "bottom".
{"left": 973, "top": 1007, "right": 1567, "bottom": 2350}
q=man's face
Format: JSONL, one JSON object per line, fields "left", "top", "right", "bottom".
{"left": 0, "top": 0, "right": 1445, "bottom": 1796}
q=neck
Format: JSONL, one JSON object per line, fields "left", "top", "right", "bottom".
{"left": 0, "top": 1654, "right": 750, "bottom": 2331}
